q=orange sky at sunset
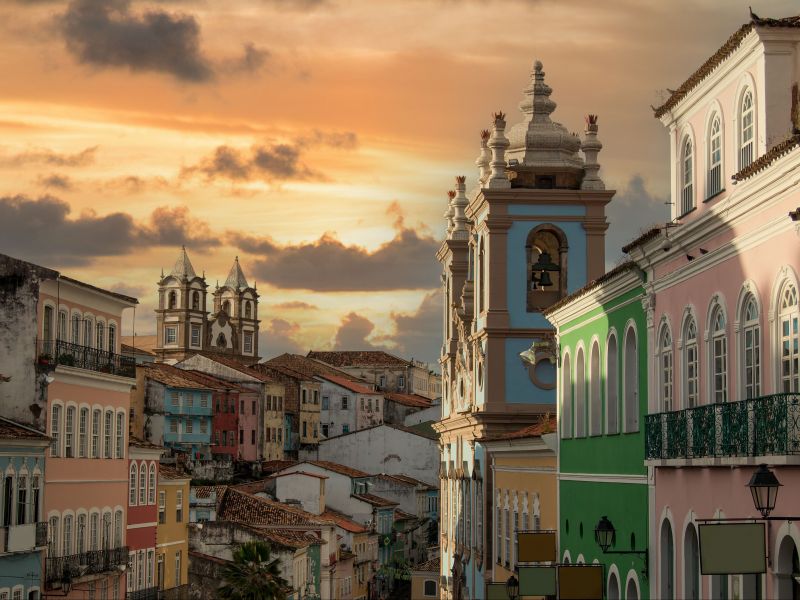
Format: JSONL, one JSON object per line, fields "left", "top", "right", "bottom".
{"left": 1, "top": 0, "right": 796, "bottom": 363}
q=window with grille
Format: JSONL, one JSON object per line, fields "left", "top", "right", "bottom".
{"left": 116, "top": 412, "right": 124, "bottom": 458}
{"left": 742, "top": 296, "right": 761, "bottom": 399}
{"left": 681, "top": 137, "right": 694, "bottom": 215}
{"left": 685, "top": 318, "right": 699, "bottom": 408}
{"left": 149, "top": 464, "right": 156, "bottom": 504}
{"left": 780, "top": 285, "right": 799, "bottom": 392}
{"left": 711, "top": 309, "right": 728, "bottom": 403}
{"left": 65, "top": 406, "right": 75, "bottom": 458}
{"left": 139, "top": 465, "right": 147, "bottom": 505}
{"left": 740, "top": 91, "right": 754, "bottom": 168}
{"left": 104, "top": 410, "right": 113, "bottom": 458}
{"left": 50, "top": 405, "right": 61, "bottom": 457}
{"left": 158, "top": 491, "right": 166, "bottom": 524}
{"left": 660, "top": 326, "right": 673, "bottom": 411}
{"left": 91, "top": 409, "right": 101, "bottom": 458}
{"left": 129, "top": 464, "right": 137, "bottom": 505}
{"left": 707, "top": 116, "right": 722, "bottom": 197}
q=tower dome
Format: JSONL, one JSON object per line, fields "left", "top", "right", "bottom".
{"left": 505, "top": 60, "right": 585, "bottom": 189}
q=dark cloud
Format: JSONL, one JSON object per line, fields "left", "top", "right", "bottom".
{"left": 333, "top": 313, "right": 381, "bottom": 350}
{"left": 272, "top": 301, "right": 319, "bottom": 310}
{"left": 259, "top": 318, "right": 305, "bottom": 359}
{"left": 181, "top": 143, "right": 318, "bottom": 183}
{"left": 60, "top": 0, "right": 214, "bottom": 82}
{"left": 606, "top": 175, "right": 669, "bottom": 267}
{"left": 0, "top": 194, "right": 219, "bottom": 266}
{"left": 101, "top": 175, "right": 174, "bottom": 194}
{"left": 0, "top": 146, "right": 97, "bottom": 168}
{"left": 38, "top": 173, "right": 75, "bottom": 190}
{"left": 297, "top": 130, "right": 359, "bottom": 149}
{"left": 108, "top": 282, "right": 148, "bottom": 298}
{"left": 225, "top": 42, "right": 271, "bottom": 74}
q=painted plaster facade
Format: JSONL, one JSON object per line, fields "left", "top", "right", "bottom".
{"left": 156, "top": 467, "right": 190, "bottom": 594}
{"left": 127, "top": 442, "right": 162, "bottom": 596}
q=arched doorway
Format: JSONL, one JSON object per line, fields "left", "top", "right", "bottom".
{"left": 626, "top": 575, "right": 639, "bottom": 600}
{"left": 684, "top": 523, "right": 700, "bottom": 599}
{"left": 776, "top": 534, "right": 800, "bottom": 599}
{"left": 660, "top": 519, "right": 674, "bottom": 599}
{"left": 608, "top": 570, "right": 620, "bottom": 600}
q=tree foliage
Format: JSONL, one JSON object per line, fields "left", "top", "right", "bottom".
{"left": 218, "top": 540, "right": 289, "bottom": 600}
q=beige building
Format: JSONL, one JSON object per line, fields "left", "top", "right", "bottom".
{"left": 156, "top": 465, "right": 191, "bottom": 594}
{"left": 263, "top": 381, "right": 286, "bottom": 461}
{"left": 412, "top": 557, "right": 440, "bottom": 600}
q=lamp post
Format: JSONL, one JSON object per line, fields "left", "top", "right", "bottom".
{"left": 505, "top": 574, "right": 519, "bottom": 600}
{"left": 593, "top": 516, "right": 648, "bottom": 578}
{"left": 747, "top": 464, "right": 782, "bottom": 519}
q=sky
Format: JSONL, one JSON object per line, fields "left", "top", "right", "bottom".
{"left": 0, "top": 0, "right": 796, "bottom": 364}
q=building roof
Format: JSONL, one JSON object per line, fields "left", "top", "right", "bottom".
{"left": 121, "top": 335, "right": 158, "bottom": 354}
{"left": 169, "top": 246, "right": 198, "bottom": 280}
{"left": 275, "top": 470, "right": 328, "bottom": 480}
{"left": 415, "top": 557, "right": 440, "bottom": 573}
{"left": 192, "top": 484, "right": 228, "bottom": 502}
{"left": 0, "top": 417, "right": 49, "bottom": 441}
{"left": 384, "top": 392, "right": 431, "bottom": 408}
{"left": 543, "top": 261, "right": 638, "bottom": 315}
{"left": 733, "top": 134, "right": 800, "bottom": 182}
{"left": 218, "top": 487, "right": 328, "bottom": 527}
{"left": 262, "top": 459, "right": 299, "bottom": 474}
{"left": 653, "top": 15, "right": 800, "bottom": 118}
{"left": 304, "top": 461, "right": 371, "bottom": 478}
{"left": 320, "top": 422, "right": 438, "bottom": 443}
{"left": 352, "top": 493, "right": 398, "bottom": 508}
{"left": 480, "top": 415, "right": 557, "bottom": 442}
{"left": 180, "top": 369, "right": 252, "bottom": 393}
{"left": 129, "top": 436, "right": 163, "bottom": 451}
{"left": 158, "top": 464, "right": 190, "bottom": 480}
{"left": 59, "top": 275, "right": 139, "bottom": 305}
{"left": 394, "top": 509, "right": 416, "bottom": 521}
{"left": 121, "top": 343, "right": 156, "bottom": 357}
{"left": 224, "top": 256, "right": 250, "bottom": 290}
{"left": 375, "top": 473, "right": 435, "bottom": 490}
{"left": 321, "top": 508, "right": 368, "bottom": 533}
{"left": 620, "top": 227, "right": 663, "bottom": 255}
{"left": 230, "top": 479, "right": 273, "bottom": 495}
{"left": 307, "top": 350, "right": 411, "bottom": 368}
{"left": 265, "top": 353, "right": 358, "bottom": 380}
{"left": 316, "top": 374, "right": 376, "bottom": 395}
{"left": 254, "top": 362, "right": 311, "bottom": 383}
{"left": 141, "top": 362, "right": 222, "bottom": 391}
{"left": 193, "top": 353, "right": 273, "bottom": 382}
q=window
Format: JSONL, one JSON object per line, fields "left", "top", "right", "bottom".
{"left": 526, "top": 226, "right": 568, "bottom": 310}
{"left": 606, "top": 335, "right": 619, "bottom": 434}
{"left": 104, "top": 410, "right": 113, "bottom": 458}
{"left": 148, "top": 464, "right": 156, "bottom": 504}
{"left": 129, "top": 464, "right": 137, "bottom": 505}
{"left": 742, "top": 295, "right": 761, "bottom": 399}
{"left": 660, "top": 519, "right": 675, "bottom": 599}
{"left": 624, "top": 326, "right": 639, "bottom": 432}
{"left": 681, "top": 136, "right": 694, "bottom": 215}
{"left": 200, "top": 393, "right": 208, "bottom": 408}
{"left": 740, "top": 90, "right": 754, "bottom": 169}
{"left": 175, "top": 551, "right": 182, "bottom": 587}
{"left": 228, "top": 431, "right": 235, "bottom": 446}
{"left": 170, "top": 392, "right": 179, "bottom": 406}
{"left": 240, "top": 399, "right": 244, "bottom": 413}
{"left": 215, "top": 430, "right": 220, "bottom": 446}
{"left": 176, "top": 491, "right": 183, "bottom": 523}
{"left": 589, "top": 342, "right": 601, "bottom": 435}
{"left": 322, "top": 396, "right": 329, "bottom": 409}
{"left": 302, "top": 421, "right": 307, "bottom": 437}
{"left": 513, "top": 508, "right": 519, "bottom": 567}
{"left": 96, "top": 322, "right": 105, "bottom": 351}
{"left": 190, "top": 325, "right": 201, "bottom": 347}
{"left": 561, "top": 353, "right": 572, "bottom": 438}
{"left": 78, "top": 408, "right": 89, "bottom": 458}
{"left": 16, "top": 476, "right": 26, "bottom": 525}
{"left": 243, "top": 332, "right": 253, "bottom": 353}
{"left": 379, "top": 375, "right": 386, "bottom": 388}
{"left": 2, "top": 477, "right": 10, "bottom": 527}
{"left": 116, "top": 412, "right": 124, "bottom": 458}
{"left": 43, "top": 305, "right": 54, "bottom": 346}
{"left": 423, "top": 580, "right": 437, "bottom": 597}
{"left": 83, "top": 318, "right": 93, "bottom": 348}
{"left": 321, "top": 424, "right": 329, "bottom": 437}
{"left": 341, "top": 397, "right": 348, "bottom": 410}
{"left": 192, "top": 291, "right": 200, "bottom": 310}
{"left": 277, "top": 428, "right": 282, "bottom": 442}
{"left": 50, "top": 404, "right": 61, "bottom": 457}
{"left": 251, "top": 430, "right": 255, "bottom": 444}
{"left": 158, "top": 491, "right": 166, "bottom": 524}
{"left": 91, "top": 409, "right": 101, "bottom": 458}
{"left": 660, "top": 325, "right": 674, "bottom": 411}
{"left": 684, "top": 317, "right": 699, "bottom": 408}
{"left": 65, "top": 406, "right": 75, "bottom": 458}
{"left": 575, "top": 348, "right": 586, "bottom": 437}
{"left": 185, "top": 420, "right": 193, "bottom": 434}
{"left": 302, "top": 389, "right": 307, "bottom": 404}
{"left": 711, "top": 307, "right": 727, "bottom": 403}
{"left": 31, "top": 476, "right": 39, "bottom": 521}
{"left": 48, "top": 516, "right": 59, "bottom": 557}
{"left": 89, "top": 512, "right": 99, "bottom": 550}
{"left": 139, "top": 464, "right": 147, "bottom": 505}
{"left": 252, "top": 400, "right": 256, "bottom": 415}
{"left": 245, "top": 301, "right": 252, "bottom": 318}
{"left": 239, "top": 429, "right": 243, "bottom": 444}
{"left": 77, "top": 513, "right": 86, "bottom": 554}
{"left": 398, "top": 376, "right": 405, "bottom": 389}
{"left": 200, "top": 418, "right": 207, "bottom": 434}
{"left": 165, "top": 326, "right": 177, "bottom": 345}
{"left": 157, "top": 554, "right": 165, "bottom": 589}
{"left": 101, "top": 512, "right": 111, "bottom": 549}
{"left": 114, "top": 510, "right": 123, "bottom": 547}
{"left": 342, "top": 424, "right": 349, "bottom": 434}
{"left": 168, "top": 291, "right": 177, "bottom": 309}
{"left": 504, "top": 506, "right": 510, "bottom": 565}
{"left": 186, "top": 394, "right": 194, "bottom": 408}
{"left": 780, "top": 284, "right": 799, "bottom": 392}
{"left": 58, "top": 309, "right": 67, "bottom": 341}
{"left": 137, "top": 551, "right": 145, "bottom": 589}
{"left": 707, "top": 115, "right": 722, "bottom": 197}
{"left": 147, "top": 549, "right": 154, "bottom": 586}
{"left": 222, "top": 300, "right": 231, "bottom": 314}
{"left": 108, "top": 323, "right": 116, "bottom": 352}
{"left": 71, "top": 314, "right": 80, "bottom": 344}
{"left": 170, "top": 419, "right": 178, "bottom": 434}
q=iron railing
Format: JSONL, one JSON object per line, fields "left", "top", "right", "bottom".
{"left": 127, "top": 587, "right": 159, "bottom": 600}
{"left": 36, "top": 339, "right": 135, "bottom": 378}
{"left": 45, "top": 546, "right": 129, "bottom": 586}
{"left": 645, "top": 393, "right": 800, "bottom": 460}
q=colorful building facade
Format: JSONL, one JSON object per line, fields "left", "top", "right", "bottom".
{"left": 156, "top": 466, "right": 190, "bottom": 595}
{"left": 127, "top": 440, "right": 162, "bottom": 599}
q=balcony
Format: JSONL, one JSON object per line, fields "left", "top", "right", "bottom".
{"left": 45, "top": 546, "right": 129, "bottom": 587}
{"left": 645, "top": 393, "right": 800, "bottom": 461}
{"left": 37, "top": 339, "right": 135, "bottom": 379}
{"left": 0, "top": 522, "right": 47, "bottom": 553}
{"left": 127, "top": 587, "right": 159, "bottom": 600}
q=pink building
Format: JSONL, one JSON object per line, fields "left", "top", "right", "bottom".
{"left": 626, "top": 14, "right": 800, "bottom": 600}
{"left": 37, "top": 275, "right": 137, "bottom": 598}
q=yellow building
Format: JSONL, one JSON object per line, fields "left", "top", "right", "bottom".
{"left": 157, "top": 464, "right": 191, "bottom": 593}
{"left": 264, "top": 381, "right": 286, "bottom": 461}
{"left": 412, "top": 557, "right": 440, "bottom": 600}
{"left": 481, "top": 417, "right": 557, "bottom": 585}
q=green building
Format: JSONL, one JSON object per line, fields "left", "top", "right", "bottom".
{"left": 544, "top": 262, "right": 648, "bottom": 600}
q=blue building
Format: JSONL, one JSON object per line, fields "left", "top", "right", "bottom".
{"left": 0, "top": 417, "right": 50, "bottom": 599}
{"left": 136, "top": 363, "right": 215, "bottom": 460}
{"left": 435, "top": 61, "right": 613, "bottom": 599}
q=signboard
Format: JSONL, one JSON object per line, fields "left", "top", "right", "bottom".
{"left": 486, "top": 583, "right": 509, "bottom": 600}
{"left": 518, "top": 565, "right": 557, "bottom": 597}
{"left": 517, "top": 531, "right": 558, "bottom": 563}
{"left": 699, "top": 522, "right": 766, "bottom": 575}
{"left": 557, "top": 564, "right": 604, "bottom": 600}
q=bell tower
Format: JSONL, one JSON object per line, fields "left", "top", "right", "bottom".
{"left": 209, "top": 257, "right": 260, "bottom": 363}
{"left": 154, "top": 246, "right": 209, "bottom": 362}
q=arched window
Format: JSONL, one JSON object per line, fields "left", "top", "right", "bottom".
{"left": 62, "top": 514, "right": 73, "bottom": 556}
{"left": 684, "top": 316, "right": 699, "bottom": 408}
{"left": 561, "top": 353, "right": 572, "bottom": 438}
{"left": 245, "top": 301, "right": 252, "bottom": 319}
{"left": 104, "top": 409, "right": 113, "bottom": 458}
{"left": 222, "top": 300, "right": 231, "bottom": 315}
{"left": 91, "top": 408, "right": 101, "bottom": 458}
{"left": 707, "top": 115, "right": 722, "bottom": 197}
{"left": 624, "top": 326, "right": 639, "bottom": 432}
{"left": 660, "top": 325, "right": 673, "bottom": 412}
{"left": 741, "top": 295, "right": 761, "bottom": 399}
{"left": 76, "top": 513, "right": 86, "bottom": 554}
{"left": 83, "top": 317, "right": 93, "bottom": 348}
{"left": 660, "top": 519, "right": 674, "bottom": 599}
{"left": 71, "top": 314, "right": 80, "bottom": 344}
{"left": 138, "top": 463, "right": 147, "bottom": 505}
{"left": 116, "top": 411, "right": 125, "bottom": 459}
{"left": 148, "top": 464, "right": 156, "bottom": 504}
{"left": 216, "top": 333, "right": 227, "bottom": 348}
{"left": 526, "top": 226, "right": 568, "bottom": 312}
{"left": 168, "top": 291, "right": 177, "bottom": 309}
{"left": 192, "top": 291, "right": 200, "bottom": 311}
{"left": 50, "top": 404, "right": 62, "bottom": 457}
{"left": 108, "top": 323, "right": 116, "bottom": 352}
{"left": 478, "top": 238, "right": 485, "bottom": 313}
{"left": 589, "top": 342, "right": 601, "bottom": 435}
{"left": 89, "top": 512, "right": 99, "bottom": 550}
{"left": 608, "top": 570, "right": 620, "bottom": 600}
{"left": 681, "top": 137, "right": 694, "bottom": 215}
{"left": 129, "top": 463, "right": 138, "bottom": 506}
{"left": 684, "top": 524, "right": 700, "bottom": 599}
{"left": 740, "top": 90, "right": 754, "bottom": 169}
{"left": 96, "top": 321, "right": 105, "bottom": 350}
{"left": 79, "top": 407, "right": 88, "bottom": 458}
{"left": 114, "top": 509, "right": 123, "bottom": 547}
{"left": 48, "top": 515, "right": 59, "bottom": 556}
{"left": 575, "top": 348, "right": 586, "bottom": 437}
{"left": 424, "top": 580, "right": 437, "bottom": 596}
{"left": 780, "top": 284, "right": 799, "bottom": 392}
{"left": 64, "top": 406, "right": 75, "bottom": 458}
{"left": 606, "top": 334, "right": 619, "bottom": 434}
{"left": 710, "top": 307, "right": 727, "bottom": 403}
{"left": 58, "top": 309, "right": 67, "bottom": 341}
{"left": 102, "top": 511, "right": 111, "bottom": 549}
{"left": 43, "top": 305, "right": 54, "bottom": 347}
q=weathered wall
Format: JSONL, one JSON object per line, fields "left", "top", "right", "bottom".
{"left": 403, "top": 404, "right": 441, "bottom": 426}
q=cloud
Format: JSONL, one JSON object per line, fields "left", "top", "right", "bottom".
{"left": 297, "top": 130, "right": 359, "bottom": 149}
{"left": 333, "top": 312, "right": 381, "bottom": 350}
{"left": 101, "top": 175, "right": 174, "bottom": 194}
{"left": 224, "top": 42, "right": 271, "bottom": 74}
{"left": 38, "top": 173, "right": 75, "bottom": 190}
{"left": 0, "top": 194, "right": 219, "bottom": 266}
{"left": 0, "top": 146, "right": 97, "bottom": 168}
{"left": 271, "top": 301, "right": 319, "bottom": 310}
{"left": 259, "top": 318, "right": 306, "bottom": 358}
{"left": 181, "top": 143, "right": 318, "bottom": 183}
{"left": 606, "top": 175, "right": 669, "bottom": 266}
{"left": 108, "top": 282, "right": 148, "bottom": 298}
{"left": 60, "top": 0, "right": 214, "bottom": 82}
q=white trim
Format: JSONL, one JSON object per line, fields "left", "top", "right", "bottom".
{"left": 127, "top": 522, "right": 158, "bottom": 529}
{"left": 545, "top": 270, "right": 642, "bottom": 329}
{"left": 493, "top": 466, "right": 556, "bottom": 474}
{"left": 156, "top": 539, "right": 187, "bottom": 549}
{"left": 557, "top": 473, "right": 646, "bottom": 484}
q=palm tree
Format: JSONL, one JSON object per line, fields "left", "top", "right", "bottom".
{"left": 218, "top": 540, "right": 289, "bottom": 600}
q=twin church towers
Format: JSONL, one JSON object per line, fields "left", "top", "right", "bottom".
{"left": 154, "top": 247, "right": 260, "bottom": 363}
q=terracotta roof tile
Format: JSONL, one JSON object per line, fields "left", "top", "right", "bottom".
{"left": 305, "top": 461, "right": 371, "bottom": 478}
{"left": 352, "top": 493, "right": 398, "bottom": 508}
{"left": 193, "top": 353, "right": 272, "bottom": 381}
{"left": 266, "top": 354, "right": 359, "bottom": 380}
{"left": 275, "top": 470, "right": 328, "bottom": 480}
{"left": 158, "top": 464, "right": 190, "bottom": 480}
{"left": 384, "top": 392, "right": 431, "bottom": 408}
{"left": 416, "top": 557, "right": 439, "bottom": 572}
{"left": 394, "top": 510, "right": 416, "bottom": 521}
{"left": 375, "top": 474, "right": 435, "bottom": 490}
{"left": 480, "top": 415, "right": 557, "bottom": 442}
{"left": 141, "top": 363, "right": 222, "bottom": 391}
{"left": 321, "top": 509, "right": 368, "bottom": 534}
{"left": 262, "top": 460, "right": 299, "bottom": 474}
{"left": 129, "top": 436, "right": 163, "bottom": 451}
{"left": 620, "top": 228, "right": 662, "bottom": 255}
{"left": 732, "top": 134, "right": 800, "bottom": 182}
{"left": 307, "top": 350, "right": 411, "bottom": 368}
{"left": 219, "top": 488, "right": 328, "bottom": 527}
{"left": 0, "top": 417, "right": 49, "bottom": 441}
{"left": 316, "top": 374, "right": 376, "bottom": 395}
{"left": 180, "top": 369, "right": 252, "bottom": 393}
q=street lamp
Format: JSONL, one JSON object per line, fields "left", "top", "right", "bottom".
{"left": 747, "top": 463, "right": 782, "bottom": 519}
{"left": 505, "top": 574, "right": 519, "bottom": 600}
{"left": 593, "top": 516, "right": 648, "bottom": 578}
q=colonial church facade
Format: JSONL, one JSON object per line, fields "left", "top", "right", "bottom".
{"left": 154, "top": 247, "right": 260, "bottom": 364}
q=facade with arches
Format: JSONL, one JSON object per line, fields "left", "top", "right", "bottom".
{"left": 627, "top": 13, "right": 800, "bottom": 600}
{"left": 436, "top": 60, "right": 613, "bottom": 599}
{"left": 545, "top": 263, "right": 649, "bottom": 599}
{"left": 155, "top": 248, "right": 260, "bottom": 363}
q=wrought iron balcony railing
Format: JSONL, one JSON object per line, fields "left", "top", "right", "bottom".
{"left": 36, "top": 339, "right": 135, "bottom": 379}
{"left": 645, "top": 393, "right": 800, "bottom": 460}
{"left": 127, "top": 587, "right": 160, "bottom": 600}
{"left": 45, "top": 546, "right": 129, "bottom": 586}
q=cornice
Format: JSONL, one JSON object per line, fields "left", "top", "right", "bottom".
{"left": 545, "top": 270, "right": 641, "bottom": 328}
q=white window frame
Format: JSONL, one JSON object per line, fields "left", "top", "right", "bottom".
{"left": 605, "top": 333, "right": 619, "bottom": 434}
{"left": 739, "top": 89, "right": 755, "bottom": 169}
{"left": 138, "top": 464, "right": 147, "bottom": 506}
{"left": 741, "top": 294, "right": 761, "bottom": 399}
{"left": 707, "top": 114, "right": 722, "bottom": 198}
{"left": 561, "top": 352, "right": 572, "bottom": 438}
{"left": 660, "top": 324, "right": 673, "bottom": 412}
{"left": 79, "top": 407, "right": 88, "bottom": 458}
{"left": 681, "top": 136, "right": 694, "bottom": 215}
{"left": 91, "top": 409, "right": 101, "bottom": 458}
{"left": 129, "top": 463, "right": 138, "bottom": 506}
{"left": 165, "top": 326, "right": 177, "bottom": 345}
{"left": 780, "top": 284, "right": 799, "bottom": 393}
{"left": 710, "top": 307, "right": 728, "bottom": 404}
{"left": 50, "top": 404, "right": 62, "bottom": 457}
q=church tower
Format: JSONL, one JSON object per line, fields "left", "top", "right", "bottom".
{"left": 210, "top": 257, "right": 260, "bottom": 363}
{"left": 154, "top": 246, "right": 209, "bottom": 362}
